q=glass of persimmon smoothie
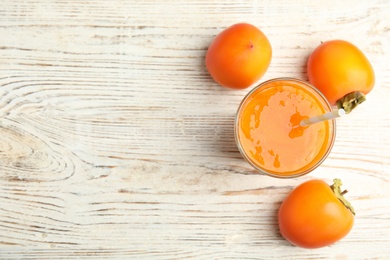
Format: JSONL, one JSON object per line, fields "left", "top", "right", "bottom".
{"left": 235, "top": 78, "right": 335, "bottom": 178}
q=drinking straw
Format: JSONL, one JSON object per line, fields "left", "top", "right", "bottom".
{"left": 300, "top": 109, "right": 346, "bottom": 127}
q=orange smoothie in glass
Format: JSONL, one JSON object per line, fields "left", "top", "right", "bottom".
{"left": 235, "top": 78, "right": 335, "bottom": 178}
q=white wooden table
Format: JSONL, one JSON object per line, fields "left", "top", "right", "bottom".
{"left": 1, "top": 1, "right": 389, "bottom": 259}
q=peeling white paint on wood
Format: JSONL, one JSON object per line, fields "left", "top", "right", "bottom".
{"left": 0, "top": 0, "right": 389, "bottom": 258}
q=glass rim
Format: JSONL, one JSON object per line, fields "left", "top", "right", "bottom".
{"left": 234, "top": 77, "right": 336, "bottom": 178}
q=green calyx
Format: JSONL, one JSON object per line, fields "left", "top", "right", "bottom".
{"left": 331, "top": 178, "right": 355, "bottom": 215}
{"left": 336, "top": 91, "right": 366, "bottom": 114}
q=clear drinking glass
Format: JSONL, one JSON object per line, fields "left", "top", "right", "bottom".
{"left": 234, "top": 78, "right": 335, "bottom": 178}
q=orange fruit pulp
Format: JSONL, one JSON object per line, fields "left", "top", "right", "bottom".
{"left": 235, "top": 78, "right": 335, "bottom": 178}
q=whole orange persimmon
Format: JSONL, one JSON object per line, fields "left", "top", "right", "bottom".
{"left": 205, "top": 23, "right": 272, "bottom": 89}
{"left": 307, "top": 40, "right": 375, "bottom": 113}
{"left": 278, "top": 179, "right": 355, "bottom": 249}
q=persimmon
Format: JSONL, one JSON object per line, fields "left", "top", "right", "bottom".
{"left": 307, "top": 40, "right": 375, "bottom": 113}
{"left": 278, "top": 179, "right": 355, "bottom": 249}
{"left": 205, "top": 23, "right": 272, "bottom": 89}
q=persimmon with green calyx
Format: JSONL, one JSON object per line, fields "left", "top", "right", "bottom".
{"left": 307, "top": 40, "right": 375, "bottom": 113}
{"left": 278, "top": 179, "right": 355, "bottom": 249}
{"left": 205, "top": 23, "right": 272, "bottom": 89}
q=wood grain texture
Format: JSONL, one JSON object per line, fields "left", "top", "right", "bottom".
{"left": 0, "top": 0, "right": 389, "bottom": 259}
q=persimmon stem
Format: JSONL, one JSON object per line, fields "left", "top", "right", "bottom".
{"left": 330, "top": 179, "right": 355, "bottom": 215}
{"left": 336, "top": 91, "right": 366, "bottom": 114}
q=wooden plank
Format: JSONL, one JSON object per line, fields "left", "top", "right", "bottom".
{"left": 0, "top": 0, "right": 389, "bottom": 258}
